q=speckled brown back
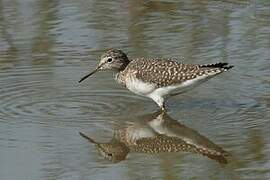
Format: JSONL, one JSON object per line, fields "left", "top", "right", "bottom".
{"left": 121, "top": 58, "right": 232, "bottom": 87}
{"left": 130, "top": 134, "right": 228, "bottom": 164}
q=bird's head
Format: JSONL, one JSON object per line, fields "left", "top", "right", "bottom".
{"left": 79, "top": 49, "right": 129, "bottom": 83}
{"left": 79, "top": 132, "right": 129, "bottom": 163}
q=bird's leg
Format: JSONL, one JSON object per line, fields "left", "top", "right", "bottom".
{"left": 149, "top": 95, "right": 166, "bottom": 112}
{"left": 161, "top": 104, "right": 166, "bottom": 112}
{"left": 160, "top": 97, "right": 169, "bottom": 113}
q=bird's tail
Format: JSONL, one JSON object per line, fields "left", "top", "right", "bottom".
{"left": 200, "top": 62, "right": 234, "bottom": 71}
{"left": 191, "top": 145, "right": 229, "bottom": 164}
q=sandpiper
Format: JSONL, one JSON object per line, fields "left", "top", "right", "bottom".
{"left": 79, "top": 49, "right": 233, "bottom": 111}
{"left": 79, "top": 111, "right": 229, "bottom": 164}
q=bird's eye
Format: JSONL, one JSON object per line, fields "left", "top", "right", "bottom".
{"left": 107, "top": 153, "right": 113, "bottom": 156}
{"left": 107, "top": 58, "right": 112, "bottom": 62}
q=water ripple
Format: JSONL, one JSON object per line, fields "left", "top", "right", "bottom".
{"left": 0, "top": 65, "right": 144, "bottom": 124}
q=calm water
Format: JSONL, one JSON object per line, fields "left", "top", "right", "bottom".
{"left": 0, "top": 0, "right": 270, "bottom": 179}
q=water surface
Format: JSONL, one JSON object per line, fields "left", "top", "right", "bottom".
{"left": 0, "top": 0, "right": 270, "bottom": 179}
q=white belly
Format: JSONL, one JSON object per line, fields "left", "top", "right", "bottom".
{"left": 149, "top": 73, "right": 214, "bottom": 98}
{"left": 125, "top": 78, "right": 155, "bottom": 96}
{"left": 125, "top": 73, "right": 216, "bottom": 107}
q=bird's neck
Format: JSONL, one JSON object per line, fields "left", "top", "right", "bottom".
{"left": 115, "top": 59, "right": 131, "bottom": 86}
{"left": 118, "top": 59, "right": 130, "bottom": 72}
{"left": 115, "top": 72, "right": 125, "bottom": 86}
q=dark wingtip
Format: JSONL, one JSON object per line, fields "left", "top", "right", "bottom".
{"left": 201, "top": 63, "right": 234, "bottom": 71}
{"left": 209, "top": 154, "right": 228, "bottom": 164}
{"left": 221, "top": 65, "right": 234, "bottom": 72}
{"left": 200, "top": 62, "right": 226, "bottom": 68}
{"left": 223, "top": 65, "right": 234, "bottom": 70}
{"left": 203, "top": 151, "right": 229, "bottom": 164}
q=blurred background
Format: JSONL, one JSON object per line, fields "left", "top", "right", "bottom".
{"left": 0, "top": 0, "right": 269, "bottom": 179}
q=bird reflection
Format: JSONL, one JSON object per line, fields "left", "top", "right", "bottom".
{"left": 80, "top": 111, "right": 229, "bottom": 164}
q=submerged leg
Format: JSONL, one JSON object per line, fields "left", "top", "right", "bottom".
{"left": 161, "top": 104, "right": 166, "bottom": 112}
{"left": 149, "top": 94, "right": 166, "bottom": 112}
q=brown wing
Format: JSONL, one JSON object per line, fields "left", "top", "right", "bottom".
{"left": 127, "top": 58, "right": 232, "bottom": 87}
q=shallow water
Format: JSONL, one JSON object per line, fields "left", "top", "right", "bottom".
{"left": 0, "top": 0, "right": 270, "bottom": 179}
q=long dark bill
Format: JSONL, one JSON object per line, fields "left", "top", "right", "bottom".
{"left": 79, "top": 132, "right": 97, "bottom": 144}
{"left": 79, "top": 132, "right": 107, "bottom": 153}
{"left": 78, "top": 66, "right": 101, "bottom": 83}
